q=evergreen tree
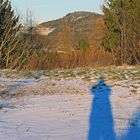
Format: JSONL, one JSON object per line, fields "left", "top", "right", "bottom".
{"left": 77, "top": 38, "right": 89, "bottom": 51}
{"left": 103, "top": 0, "right": 140, "bottom": 65}
{"left": 0, "top": 0, "right": 21, "bottom": 68}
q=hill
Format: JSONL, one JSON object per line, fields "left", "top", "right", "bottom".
{"left": 36, "top": 11, "right": 102, "bottom": 43}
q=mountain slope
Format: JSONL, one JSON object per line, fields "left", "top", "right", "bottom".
{"left": 36, "top": 11, "right": 103, "bottom": 42}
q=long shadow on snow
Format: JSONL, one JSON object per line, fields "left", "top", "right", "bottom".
{"left": 120, "top": 110, "right": 140, "bottom": 140}
{"left": 88, "top": 79, "right": 116, "bottom": 140}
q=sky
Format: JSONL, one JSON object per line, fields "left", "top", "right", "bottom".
{"left": 11, "top": 0, "right": 105, "bottom": 23}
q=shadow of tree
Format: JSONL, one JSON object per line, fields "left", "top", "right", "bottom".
{"left": 88, "top": 79, "right": 116, "bottom": 140}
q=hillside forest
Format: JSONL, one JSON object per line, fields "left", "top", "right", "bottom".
{"left": 0, "top": 0, "right": 140, "bottom": 70}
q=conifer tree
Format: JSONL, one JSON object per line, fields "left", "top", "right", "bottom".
{"left": 103, "top": 0, "right": 140, "bottom": 64}
{"left": 0, "top": 0, "right": 21, "bottom": 68}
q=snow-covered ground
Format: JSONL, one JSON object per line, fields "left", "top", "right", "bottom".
{"left": 0, "top": 66, "right": 140, "bottom": 140}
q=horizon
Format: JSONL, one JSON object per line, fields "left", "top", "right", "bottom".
{"left": 11, "top": 0, "right": 104, "bottom": 24}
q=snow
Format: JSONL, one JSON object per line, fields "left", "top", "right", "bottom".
{"left": 0, "top": 67, "right": 140, "bottom": 140}
{"left": 0, "top": 95, "right": 91, "bottom": 140}
{"left": 73, "top": 16, "right": 86, "bottom": 22}
{"left": 36, "top": 27, "right": 55, "bottom": 35}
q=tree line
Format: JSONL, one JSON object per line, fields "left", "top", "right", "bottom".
{"left": 0, "top": 0, "right": 140, "bottom": 70}
{"left": 103, "top": 0, "right": 140, "bottom": 65}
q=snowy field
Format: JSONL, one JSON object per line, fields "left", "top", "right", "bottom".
{"left": 0, "top": 66, "right": 140, "bottom": 140}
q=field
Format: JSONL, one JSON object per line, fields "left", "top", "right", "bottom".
{"left": 0, "top": 66, "right": 140, "bottom": 140}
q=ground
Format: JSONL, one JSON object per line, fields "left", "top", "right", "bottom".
{"left": 0, "top": 66, "right": 140, "bottom": 140}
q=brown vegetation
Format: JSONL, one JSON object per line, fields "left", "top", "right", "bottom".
{"left": 26, "top": 48, "right": 113, "bottom": 70}
{"left": 1, "top": 0, "right": 139, "bottom": 70}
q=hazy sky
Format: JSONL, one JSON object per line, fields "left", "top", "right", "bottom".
{"left": 11, "top": 0, "right": 105, "bottom": 23}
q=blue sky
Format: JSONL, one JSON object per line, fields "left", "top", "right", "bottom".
{"left": 11, "top": 0, "right": 105, "bottom": 23}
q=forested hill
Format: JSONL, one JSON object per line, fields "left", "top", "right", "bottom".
{"left": 36, "top": 11, "right": 102, "bottom": 42}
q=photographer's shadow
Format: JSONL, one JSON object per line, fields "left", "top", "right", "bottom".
{"left": 88, "top": 79, "right": 116, "bottom": 140}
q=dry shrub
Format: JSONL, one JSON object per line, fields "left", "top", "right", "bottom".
{"left": 87, "top": 48, "right": 113, "bottom": 66}
{"left": 26, "top": 53, "right": 40, "bottom": 70}
{"left": 26, "top": 47, "right": 113, "bottom": 70}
